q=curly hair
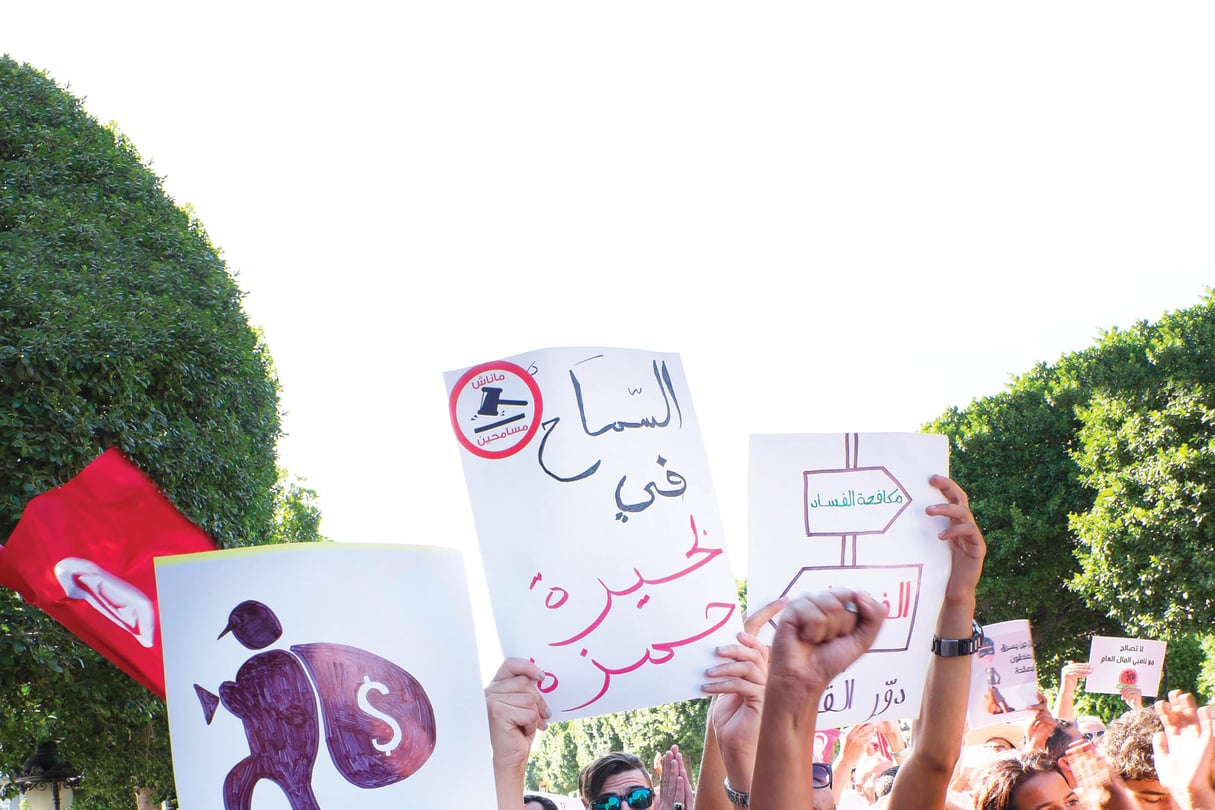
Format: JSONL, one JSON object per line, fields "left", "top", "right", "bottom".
{"left": 578, "top": 752, "right": 651, "bottom": 807}
{"left": 1101, "top": 708, "right": 1162, "bottom": 782}
{"left": 973, "top": 753, "right": 1065, "bottom": 810}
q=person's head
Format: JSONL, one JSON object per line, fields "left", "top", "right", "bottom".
{"left": 974, "top": 753, "right": 1080, "bottom": 810}
{"left": 1025, "top": 701, "right": 1057, "bottom": 752}
{"left": 873, "top": 765, "right": 900, "bottom": 799}
{"left": 1044, "top": 719, "right": 1085, "bottom": 787}
{"left": 852, "top": 753, "right": 895, "bottom": 803}
{"left": 1101, "top": 709, "right": 1176, "bottom": 808}
{"left": 965, "top": 722, "right": 1026, "bottom": 753}
{"left": 525, "top": 795, "right": 561, "bottom": 810}
{"left": 1075, "top": 715, "right": 1107, "bottom": 743}
{"left": 579, "top": 752, "right": 652, "bottom": 810}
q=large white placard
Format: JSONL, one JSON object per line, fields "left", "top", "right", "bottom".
{"left": 748, "top": 432, "right": 952, "bottom": 727}
{"left": 966, "top": 620, "right": 1040, "bottom": 729}
{"left": 1086, "top": 635, "right": 1167, "bottom": 697}
{"left": 156, "top": 543, "right": 495, "bottom": 810}
{"left": 446, "top": 347, "right": 742, "bottom": 720}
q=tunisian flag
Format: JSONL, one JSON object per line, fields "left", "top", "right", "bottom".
{"left": 0, "top": 449, "right": 216, "bottom": 696}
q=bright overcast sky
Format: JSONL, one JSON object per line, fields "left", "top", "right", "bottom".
{"left": 6, "top": 2, "right": 1214, "bottom": 669}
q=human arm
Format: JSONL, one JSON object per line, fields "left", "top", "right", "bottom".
{"left": 876, "top": 718, "right": 907, "bottom": 759}
{"left": 1025, "top": 693, "right": 1057, "bottom": 752}
{"left": 749, "top": 590, "right": 885, "bottom": 810}
{"left": 1152, "top": 691, "right": 1215, "bottom": 810}
{"left": 486, "top": 658, "right": 550, "bottom": 810}
{"left": 831, "top": 723, "right": 876, "bottom": 806}
{"left": 1054, "top": 661, "right": 1093, "bottom": 721}
{"left": 887, "top": 474, "right": 986, "bottom": 810}
{"left": 695, "top": 598, "right": 785, "bottom": 810}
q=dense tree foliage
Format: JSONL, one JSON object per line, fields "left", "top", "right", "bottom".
{"left": 0, "top": 55, "right": 293, "bottom": 808}
{"left": 527, "top": 699, "right": 709, "bottom": 796}
{"left": 932, "top": 292, "right": 1215, "bottom": 699}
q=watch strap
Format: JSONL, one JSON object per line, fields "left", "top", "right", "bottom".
{"left": 931, "top": 620, "right": 984, "bottom": 657}
{"left": 724, "top": 777, "right": 750, "bottom": 807}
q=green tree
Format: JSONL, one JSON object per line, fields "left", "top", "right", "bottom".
{"left": 1, "top": 55, "right": 284, "bottom": 809}
{"left": 527, "top": 698, "right": 709, "bottom": 798}
{"left": 270, "top": 471, "right": 328, "bottom": 544}
{"left": 929, "top": 365, "right": 1120, "bottom": 677}
{"left": 932, "top": 292, "right": 1215, "bottom": 697}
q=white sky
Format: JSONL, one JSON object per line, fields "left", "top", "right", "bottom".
{"left": 6, "top": 2, "right": 1214, "bottom": 673}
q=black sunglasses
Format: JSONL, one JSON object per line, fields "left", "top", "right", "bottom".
{"left": 1083, "top": 730, "right": 1106, "bottom": 742}
{"left": 814, "top": 762, "right": 833, "bottom": 790}
{"left": 591, "top": 786, "right": 654, "bottom": 810}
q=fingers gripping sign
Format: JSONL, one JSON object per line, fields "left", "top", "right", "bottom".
{"left": 925, "top": 474, "right": 986, "bottom": 599}
{"left": 485, "top": 658, "right": 551, "bottom": 771}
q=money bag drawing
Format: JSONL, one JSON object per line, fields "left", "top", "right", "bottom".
{"left": 195, "top": 600, "right": 437, "bottom": 810}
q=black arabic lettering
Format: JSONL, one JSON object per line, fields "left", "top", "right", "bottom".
{"left": 572, "top": 360, "right": 684, "bottom": 437}
{"left": 536, "top": 417, "right": 602, "bottom": 482}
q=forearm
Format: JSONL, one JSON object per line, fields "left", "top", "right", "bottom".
{"left": 494, "top": 758, "right": 526, "bottom": 810}
{"left": 1054, "top": 677, "right": 1078, "bottom": 721}
{"left": 887, "top": 596, "right": 975, "bottom": 809}
{"left": 831, "top": 748, "right": 863, "bottom": 806}
{"left": 751, "top": 692, "right": 820, "bottom": 810}
{"left": 695, "top": 713, "right": 731, "bottom": 810}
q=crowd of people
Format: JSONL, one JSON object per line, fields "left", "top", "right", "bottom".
{"left": 485, "top": 476, "right": 1215, "bottom": 810}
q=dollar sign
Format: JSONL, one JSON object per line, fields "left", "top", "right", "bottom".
{"left": 356, "top": 674, "right": 403, "bottom": 755}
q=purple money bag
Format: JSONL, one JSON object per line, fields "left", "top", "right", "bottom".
{"left": 292, "top": 643, "right": 436, "bottom": 788}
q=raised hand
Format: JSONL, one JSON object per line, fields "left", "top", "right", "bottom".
{"left": 485, "top": 658, "right": 549, "bottom": 774}
{"left": 657, "top": 745, "right": 695, "bottom": 810}
{"left": 1153, "top": 691, "right": 1215, "bottom": 809}
{"left": 926, "top": 474, "right": 986, "bottom": 603}
{"left": 766, "top": 590, "right": 886, "bottom": 709}
{"left": 701, "top": 598, "right": 784, "bottom": 794}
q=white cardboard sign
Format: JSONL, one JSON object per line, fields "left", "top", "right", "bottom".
{"left": 445, "top": 347, "right": 742, "bottom": 720}
{"left": 966, "top": 620, "right": 1040, "bottom": 729}
{"left": 156, "top": 543, "right": 495, "bottom": 810}
{"left": 1086, "top": 635, "right": 1167, "bottom": 697}
{"left": 748, "top": 432, "right": 952, "bottom": 727}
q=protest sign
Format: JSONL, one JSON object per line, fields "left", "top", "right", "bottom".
{"left": 966, "top": 620, "right": 1040, "bottom": 729}
{"left": 446, "top": 347, "right": 741, "bottom": 720}
{"left": 748, "top": 432, "right": 951, "bottom": 726}
{"left": 1086, "top": 636, "right": 1167, "bottom": 697}
{"left": 156, "top": 543, "right": 494, "bottom": 809}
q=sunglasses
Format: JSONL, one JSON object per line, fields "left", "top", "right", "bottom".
{"left": 1083, "top": 730, "right": 1106, "bottom": 742}
{"left": 591, "top": 787, "right": 654, "bottom": 810}
{"left": 814, "top": 762, "right": 833, "bottom": 790}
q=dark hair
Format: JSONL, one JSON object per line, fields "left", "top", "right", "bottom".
{"left": 1101, "top": 708, "right": 1162, "bottom": 782}
{"left": 579, "top": 752, "right": 651, "bottom": 806}
{"left": 873, "top": 765, "right": 900, "bottom": 798}
{"left": 1045, "top": 718, "right": 1082, "bottom": 761}
{"left": 974, "top": 753, "right": 1065, "bottom": 810}
{"left": 524, "top": 795, "right": 561, "bottom": 810}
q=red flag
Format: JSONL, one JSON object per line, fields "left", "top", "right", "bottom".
{"left": 0, "top": 449, "right": 216, "bottom": 696}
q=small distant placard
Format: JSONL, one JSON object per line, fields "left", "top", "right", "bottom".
{"left": 1086, "top": 636, "right": 1167, "bottom": 697}
{"left": 966, "top": 620, "right": 1039, "bottom": 729}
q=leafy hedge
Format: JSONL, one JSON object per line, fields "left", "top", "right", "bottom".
{"left": 1, "top": 55, "right": 281, "bottom": 809}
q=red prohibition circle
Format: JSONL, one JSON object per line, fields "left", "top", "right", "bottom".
{"left": 448, "top": 360, "right": 543, "bottom": 460}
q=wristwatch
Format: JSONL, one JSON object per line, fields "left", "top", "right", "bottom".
{"left": 724, "top": 777, "right": 750, "bottom": 807}
{"left": 931, "top": 620, "right": 984, "bottom": 657}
